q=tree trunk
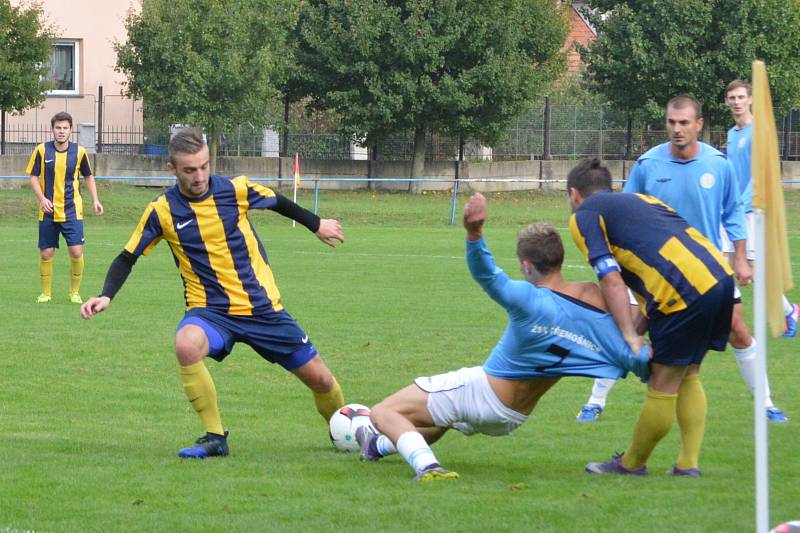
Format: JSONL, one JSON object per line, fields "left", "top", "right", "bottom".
{"left": 408, "top": 126, "right": 426, "bottom": 194}
{"left": 702, "top": 116, "right": 711, "bottom": 144}
{"left": 281, "top": 95, "right": 290, "bottom": 157}
{"left": 208, "top": 127, "right": 220, "bottom": 173}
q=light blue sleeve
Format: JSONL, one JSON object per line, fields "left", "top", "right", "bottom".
{"left": 466, "top": 237, "right": 532, "bottom": 313}
{"left": 623, "top": 161, "right": 643, "bottom": 193}
{"left": 720, "top": 158, "right": 747, "bottom": 242}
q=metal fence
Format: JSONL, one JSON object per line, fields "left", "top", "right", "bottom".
{"left": 4, "top": 102, "right": 800, "bottom": 161}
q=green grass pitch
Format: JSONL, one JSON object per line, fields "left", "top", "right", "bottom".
{"left": 0, "top": 184, "right": 798, "bottom": 532}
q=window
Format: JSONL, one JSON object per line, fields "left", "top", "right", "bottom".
{"left": 48, "top": 41, "right": 80, "bottom": 95}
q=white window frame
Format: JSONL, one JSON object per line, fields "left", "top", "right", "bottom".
{"left": 47, "top": 40, "right": 81, "bottom": 96}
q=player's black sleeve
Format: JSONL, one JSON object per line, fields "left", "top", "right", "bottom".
{"left": 271, "top": 193, "right": 321, "bottom": 233}
{"left": 100, "top": 250, "right": 139, "bottom": 300}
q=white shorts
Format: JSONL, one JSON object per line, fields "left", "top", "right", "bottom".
{"left": 414, "top": 366, "right": 528, "bottom": 437}
{"left": 721, "top": 212, "right": 755, "bottom": 261}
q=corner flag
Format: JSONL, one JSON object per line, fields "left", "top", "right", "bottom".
{"left": 293, "top": 152, "right": 301, "bottom": 187}
{"left": 751, "top": 60, "right": 794, "bottom": 338}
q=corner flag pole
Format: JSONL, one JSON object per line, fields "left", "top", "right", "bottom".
{"left": 292, "top": 152, "right": 300, "bottom": 228}
{"left": 751, "top": 59, "right": 795, "bottom": 533}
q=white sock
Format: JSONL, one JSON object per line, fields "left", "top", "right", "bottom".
{"left": 376, "top": 435, "right": 397, "bottom": 456}
{"left": 397, "top": 431, "right": 439, "bottom": 474}
{"left": 733, "top": 338, "right": 774, "bottom": 408}
{"left": 782, "top": 295, "right": 794, "bottom": 316}
{"left": 587, "top": 378, "right": 617, "bottom": 408}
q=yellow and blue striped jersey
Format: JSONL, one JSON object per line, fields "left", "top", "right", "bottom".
{"left": 570, "top": 192, "right": 733, "bottom": 318}
{"left": 26, "top": 141, "right": 93, "bottom": 222}
{"left": 124, "top": 175, "right": 285, "bottom": 316}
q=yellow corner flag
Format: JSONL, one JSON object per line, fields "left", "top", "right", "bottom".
{"left": 751, "top": 60, "right": 794, "bottom": 337}
{"left": 293, "top": 152, "right": 301, "bottom": 187}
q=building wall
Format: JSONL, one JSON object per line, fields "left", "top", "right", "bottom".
{"left": 565, "top": 4, "right": 596, "bottom": 73}
{"left": 7, "top": 0, "right": 142, "bottom": 130}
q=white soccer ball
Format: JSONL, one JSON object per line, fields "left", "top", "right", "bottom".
{"left": 770, "top": 521, "right": 800, "bottom": 533}
{"left": 329, "top": 403, "right": 373, "bottom": 452}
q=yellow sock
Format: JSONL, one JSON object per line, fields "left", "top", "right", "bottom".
{"left": 69, "top": 255, "right": 84, "bottom": 295}
{"left": 313, "top": 376, "right": 344, "bottom": 421}
{"left": 179, "top": 361, "right": 224, "bottom": 435}
{"left": 675, "top": 374, "right": 706, "bottom": 469}
{"left": 622, "top": 387, "right": 677, "bottom": 470}
{"left": 39, "top": 257, "right": 53, "bottom": 297}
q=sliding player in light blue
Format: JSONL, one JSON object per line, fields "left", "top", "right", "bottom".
{"left": 80, "top": 128, "right": 346, "bottom": 458}
{"left": 576, "top": 94, "right": 788, "bottom": 425}
{"left": 355, "top": 192, "right": 650, "bottom": 481}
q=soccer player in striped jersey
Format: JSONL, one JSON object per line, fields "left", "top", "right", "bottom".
{"left": 355, "top": 192, "right": 651, "bottom": 481}
{"left": 569, "top": 158, "right": 735, "bottom": 476}
{"left": 576, "top": 95, "right": 789, "bottom": 424}
{"left": 80, "top": 128, "right": 345, "bottom": 458}
{"left": 28, "top": 112, "right": 104, "bottom": 304}
{"left": 723, "top": 79, "right": 798, "bottom": 341}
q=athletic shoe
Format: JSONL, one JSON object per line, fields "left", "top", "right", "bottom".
{"left": 784, "top": 304, "right": 799, "bottom": 338}
{"left": 36, "top": 294, "right": 51, "bottom": 304}
{"left": 576, "top": 403, "right": 603, "bottom": 423}
{"left": 355, "top": 425, "right": 382, "bottom": 462}
{"left": 767, "top": 407, "right": 789, "bottom": 424}
{"left": 585, "top": 452, "right": 647, "bottom": 476}
{"left": 178, "top": 431, "right": 229, "bottom": 459}
{"left": 414, "top": 464, "right": 460, "bottom": 482}
{"left": 666, "top": 465, "right": 702, "bottom": 477}
{"left": 68, "top": 292, "right": 83, "bottom": 304}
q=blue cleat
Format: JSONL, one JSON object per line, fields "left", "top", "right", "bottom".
{"left": 178, "top": 431, "right": 229, "bottom": 458}
{"left": 784, "top": 304, "right": 799, "bottom": 338}
{"left": 767, "top": 407, "right": 789, "bottom": 424}
{"left": 576, "top": 403, "right": 603, "bottom": 423}
{"left": 667, "top": 465, "right": 702, "bottom": 477}
{"left": 355, "top": 424, "right": 382, "bottom": 462}
{"left": 585, "top": 452, "right": 647, "bottom": 476}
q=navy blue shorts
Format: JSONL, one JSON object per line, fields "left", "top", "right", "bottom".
{"left": 177, "top": 307, "right": 318, "bottom": 370}
{"left": 648, "top": 276, "right": 734, "bottom": 366}
{"left": 38, "top": 218, "right": 84, "bottom": 249}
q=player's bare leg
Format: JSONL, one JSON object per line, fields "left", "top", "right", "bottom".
{"left": 292, "top": 355, "right": 344, "bottom": 422}
{"left": 174, "top": 324, "right": 228, "bottom": 458}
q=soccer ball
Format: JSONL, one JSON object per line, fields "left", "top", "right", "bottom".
{"left": 771, "top": 521, "right": 800, "bottom": 533}
{"left": 329, "top": 403, "right": 373, "bottom": 452}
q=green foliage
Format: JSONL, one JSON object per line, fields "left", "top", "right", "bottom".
{"left": 581, "top": 0, "right": 800, "bottom": 128}
{"left": 298, "top": 0, "right": 569, "bottom": 148}
{"left": 114, "top": 0, "right": 297, "bottom": 150}
{"left": 0, "top": 0, "right": 54, "bottom": 114}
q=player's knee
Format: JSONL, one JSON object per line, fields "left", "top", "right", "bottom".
{"left": 40, "top": 248, "right": 55, "bottom": 260}
{"left": 175, "top": 325, "right": 209, "bottom": 365}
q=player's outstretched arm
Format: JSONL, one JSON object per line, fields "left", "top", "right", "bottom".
{"left": 80, "top": 296, "right": 111, "bottom": 320}
{"left": 316, "top": 219, "right": 345, "bottom": 248}
{"left": 463, "top": 192, "right": 487, "bottom": 240}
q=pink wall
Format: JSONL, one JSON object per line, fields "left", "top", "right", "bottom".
{"left": 8, "top": 0, "right": 142, "bottom": 131}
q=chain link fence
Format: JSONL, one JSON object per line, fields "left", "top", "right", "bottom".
{"left": 4, "top": 100, "right": 800, "bottom": 160}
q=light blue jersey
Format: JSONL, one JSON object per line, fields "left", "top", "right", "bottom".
{"left": 623, "top": 142, "right": 746, "bottom": 247}
{"left": 467, "top": 238, "right": 649, "bottom": 382}
{"left": 726, "top": 123, "right": 753, "bottom": 213}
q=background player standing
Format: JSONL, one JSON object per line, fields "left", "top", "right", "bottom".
{"left": 27, "top": 111, "right": 104, "bottom": 304}
{"left": 723, "top": 79, "right": 798, "bottom": 338}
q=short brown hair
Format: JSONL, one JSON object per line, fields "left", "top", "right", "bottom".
{"left": 168, "top": 128, "right": 205, "bottom": 164}
{"left": 51, "top": 111, "right": 72, "bottom": 128}
{"left": 516, "top": 222, "right": 564, "bottom": 276}
{"left": 667, "top": 95, "right": 702, "bottom": 119}
{"left": 566, "top": 158, "right": 613, "bottom": 198}
{"left": 725, "top": 79, "right": 752, "bottom": 97}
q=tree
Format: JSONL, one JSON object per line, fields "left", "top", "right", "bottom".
{"left": 299, "top": 0, "right": 568, "bottom": 191}
{"left": 580, "top": 0, "right": 800, "bottom": 135}
{"left": 115, "top": 0, "right": 296, "bottom": 168}
{"left": 0, "top": 0, "right": 54, "bottom": 151}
